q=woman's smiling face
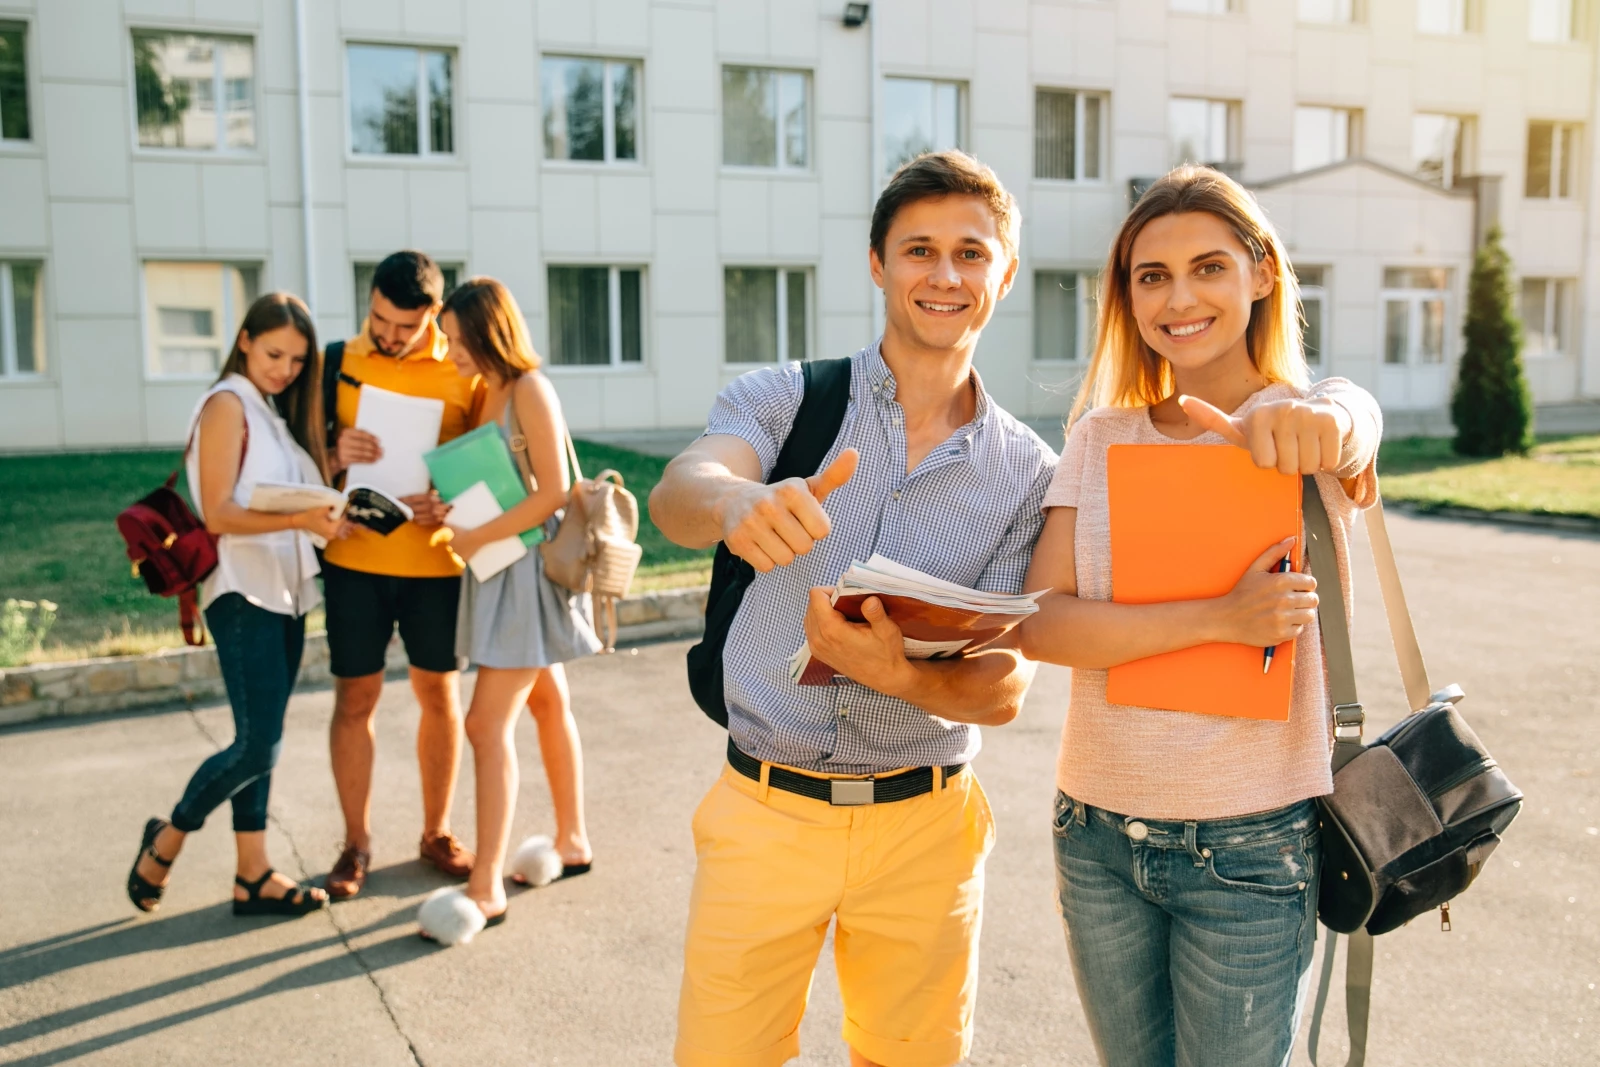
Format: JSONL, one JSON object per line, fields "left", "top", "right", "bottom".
{"left": 1126, "top": 211, "right": 1275, "bottom": 374}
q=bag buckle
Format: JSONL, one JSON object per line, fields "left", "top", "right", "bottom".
{"left": 830, "top": 779, "right": 875, "bottom": 806}
{"left": 1333, "top": 702, "right": 1365, "bottom": 742}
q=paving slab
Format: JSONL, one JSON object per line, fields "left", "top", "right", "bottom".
{"left": 0, "top": 510, "right": 1595, "bottom": 1065}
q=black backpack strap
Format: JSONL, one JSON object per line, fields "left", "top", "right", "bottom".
{"left": 685, "top": 357, "right": 855, "bottom": 725}
{"left": 322, "top": 340, "right": 347, "bottom": 448}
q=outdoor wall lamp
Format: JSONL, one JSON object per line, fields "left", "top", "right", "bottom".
{"left": 843, "top": 3, "right": 870, "bottom": 27}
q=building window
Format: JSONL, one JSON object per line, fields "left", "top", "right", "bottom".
{"left": 1294, "top": 106, "right": 1358, "bottom": 172}
{"left": 1522, "top": 277, "right": 1574, "bottom": 357}
{"left": 548, "top": 266, "right": 643, "bottom": 367}
{"left": 1530, "top": 0, "right": 1586, "bottom": 40}
{"left": 1035, "top": 271, "right": 1098, "bottom": 363}
{"left": 883, "top": 78, "right": 963, "bottom": 175}
{"left": 132, "top": 31, "right": 255, "bottom": 151}
{"left": 1417, "top": 0, "right": 1477, "bottom": 33}
{"left": 1413, "top": 113, "right": 1472, "bottom": 189}
{"left": 1299, "top": 0, "right": 1358, "bottom": 22}
{"left": 1170, "top": 0, "right": 1236, "bottom": 11}
{"left": 1526, "top": 122, "right": 1580, "bottom": 199}
{"left": 0, "top": 23, "right": 29, "bottom": 142}
{"left": 347, "top": 44, "right": 453, "bottom": 157}
{"left": 1035, "top": 90, "right": 1105, "bottom": 182}
{"left": 352, "top": 262, "right": 461, "bottom": 320}
{"left": 1296, "top": 266, "right": 1327, "bottom": 366}
{"left": 542, "top": 56, "right": 639, "bottom": 163}
{"left": 723, "top": 268, "right": 809, "bottom": 364}
{"left": 0, "top": 261, "right": 43, "bottom": 377}
{"left": 143, "top": 262, "right": 260, "bottom": 377}
{"left": 723, "top": 67, "right": 809, "bottom": 170}
{"left": 1169, "top": 97, "right": 1238, "bottom": 169}
{"left": 1381, "top": 268, "right": 1450, "bottom": 366}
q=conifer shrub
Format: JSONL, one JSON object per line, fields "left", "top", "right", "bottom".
{"left": 1451, "top": 226, "right": 1533, "bottom": 457}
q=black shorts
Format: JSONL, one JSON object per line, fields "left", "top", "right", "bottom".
{"left": 322, "top": 561, "right": 463, "bottom": 677}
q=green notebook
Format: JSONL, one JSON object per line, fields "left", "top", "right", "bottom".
{"left": 424, "top": 423, "right": 544, "bottom": 547}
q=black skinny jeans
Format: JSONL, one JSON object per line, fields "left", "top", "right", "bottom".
{"left": 170, "top": 593, "right": 306, "bottom": 834}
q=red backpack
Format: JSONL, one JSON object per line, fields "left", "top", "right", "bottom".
{"left": 116, "top": 414, "right": 248, "bottom": 646}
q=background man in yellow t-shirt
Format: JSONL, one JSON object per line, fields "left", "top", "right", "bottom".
{"left": 320, "top": 251, "right": 485, "bottom": 900}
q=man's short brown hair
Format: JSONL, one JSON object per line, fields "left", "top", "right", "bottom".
{"left": 869, "top": 150, "right": 1021, "bottom": 262}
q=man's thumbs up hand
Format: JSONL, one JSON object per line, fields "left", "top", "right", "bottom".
{"left": 722, "top": 448, "right": 860, "bottom": 573}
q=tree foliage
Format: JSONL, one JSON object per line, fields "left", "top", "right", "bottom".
{"left": 1451, "top": 226, "right": 1533, "bottom": 457}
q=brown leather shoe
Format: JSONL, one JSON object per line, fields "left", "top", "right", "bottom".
{"left": 420, "top": 831, "right": 474, "bottom": 879}
{"left": 325, "top": 843, "right": 371, "bottom": 900}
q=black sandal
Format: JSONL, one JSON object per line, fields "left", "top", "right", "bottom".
{"left": 127, "top": 817, "right": 174, "bottom": 913}
{"left": 233, "top": 869, "right": 326, "bottom": 917}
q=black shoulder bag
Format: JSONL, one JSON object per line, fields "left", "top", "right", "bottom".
{"left": 1302, "top": 478, "right": 1524, "bottom": 1066}
{"left": 322, "top": 340, "right": 348, "bottom": 449}
{"left": 685, "top": 357, "right": 853, "bottom": 725}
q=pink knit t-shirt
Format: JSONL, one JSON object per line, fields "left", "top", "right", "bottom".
{"left": 1041, "top": 379, "right": 1382, "bottom": 820}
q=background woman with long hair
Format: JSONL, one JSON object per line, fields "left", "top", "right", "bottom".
{"left": 126, "top": 292, "right": 349, "bottom": 918}
{"left": 423, "top": 277, "right": 601, "bottom": 937}
{"left": 1020, "top": 166, "right": 1383, "bottom": 1065}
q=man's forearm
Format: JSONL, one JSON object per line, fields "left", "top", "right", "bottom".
{"left": 649, "top": 455, "right": 748, "bottom": 549}
{"left": 882, "top": 648, "right": 1037, "bottom": 727}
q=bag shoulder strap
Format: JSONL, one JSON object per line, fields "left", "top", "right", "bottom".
{"left": 323, "top": 340, "right": 347, "bottom": 447}
{"left": 1302, "top": 475, "right": 1434, "bottom": 1067}
{"left": 770, "top": 357, "right": 853, "bottom": 484}
{"left": 179, "top": 387, "right": 250, "bottom": 490}
{"left": 505, "top": 376, "right": 582, "bottom": 493}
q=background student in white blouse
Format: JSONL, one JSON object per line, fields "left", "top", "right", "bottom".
{"left": 126, "top": 293, "right": 351, "bottom": 918}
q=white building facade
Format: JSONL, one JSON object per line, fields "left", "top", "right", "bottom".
{"left": 0, "top": 0, "right": 1595, "bottom": 450}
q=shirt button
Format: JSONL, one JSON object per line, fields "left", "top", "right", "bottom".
{"left": 839, "top": 707, "right": 849, "bottom": 718}
{"left": 1126, "top": 821, "right": 1149, "bottom": 842}
{"left": 892, "top": 490, "right": 900, "bottom": 500}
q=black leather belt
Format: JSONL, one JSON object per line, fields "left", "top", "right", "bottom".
{"left": 727, "top": 740, "right": 966, "bottom": 806}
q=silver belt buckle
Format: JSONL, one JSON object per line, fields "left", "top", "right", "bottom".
{"left": 830, "top": 779, "right": 875, "bottom": 806}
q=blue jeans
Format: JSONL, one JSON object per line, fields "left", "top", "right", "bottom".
{"left": 171, "top": 594, "right": 305, "bottom": 834}
{"left": 1052, "top": 792, "right": 1321, "bottom": 1067}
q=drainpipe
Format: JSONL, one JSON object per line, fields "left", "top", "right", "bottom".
{"left": 293, "top": 0, "right": 317, "bottom": 315}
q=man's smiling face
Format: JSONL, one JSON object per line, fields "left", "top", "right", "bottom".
{"left": 871, "top": 194, "right": 1018, "bottom": 357}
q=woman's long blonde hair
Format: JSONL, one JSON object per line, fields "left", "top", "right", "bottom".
{"left": 1069, "top": 165, "right": 1308, "bottom": 428}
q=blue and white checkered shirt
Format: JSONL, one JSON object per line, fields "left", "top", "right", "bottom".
{"left": 706, "top": 342, "right": 1058, "bottom": 774}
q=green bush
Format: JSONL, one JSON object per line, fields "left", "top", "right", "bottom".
{"left": 1451, "top": 225, "right": 1533, "bottom": 457}
{"left": 0, "top": 598, "right": 56, "bottom": 667}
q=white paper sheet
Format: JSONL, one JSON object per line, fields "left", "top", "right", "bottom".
{"left": 345, "top": 385, "right": 445, "bottom": 499}
{"left": 446, "top": 481, "right": 527, "bottom": 582}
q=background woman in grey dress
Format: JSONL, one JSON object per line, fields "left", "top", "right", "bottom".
{"left": 437, "top": 277, "right": 602, "bottom": 926}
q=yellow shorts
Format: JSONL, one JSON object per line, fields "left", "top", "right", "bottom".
{"left": 674, "top": 761, "right": 996, "bottom": 1067}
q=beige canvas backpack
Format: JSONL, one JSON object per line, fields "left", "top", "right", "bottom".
{"left": 507, "top": 405, "right": 642, "bottom": 650}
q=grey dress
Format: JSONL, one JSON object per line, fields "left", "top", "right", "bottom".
{"left": 455, "top": 410, "right": 603, "bottom": 670}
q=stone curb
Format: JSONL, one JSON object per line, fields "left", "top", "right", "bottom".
{"left": 1385, "top": 499, "right": 1600, "bottom": 534}
{"left": 0, "top": 586, "right": 708, "bottom": 728}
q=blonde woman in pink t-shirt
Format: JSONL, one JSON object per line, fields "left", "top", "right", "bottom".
{"left": 1019, "top": 166, "right": 1382, "bottom": 1067}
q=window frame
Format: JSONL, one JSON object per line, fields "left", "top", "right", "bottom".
{"left": 882, "top": 75, "right": 967, "bottom": 177}
{"left": 0, "top": 18, "right": 34, "bottom": 148}
{"left": 344, "top": 41, "right": 458, "bottom": 161}
{"left": 1520, "top": 276, "right": 1575, "bottom": 358}
{"left": 1379, "top": 268, "right": 1453, "bottom": 368}
{"left": 1412, "top": 112, "right": 1474, "bottom": 190}
{"left": 721, "top": 265, "right": 812, "bottom": 365}
{"left": 720, "top": 65, "right": 812, "bottom": 174}
{"left": 1169, "top": 0, "right": 1239, "bottom": 13}
{"left": 1292, "top": 105, "right": 1360, "bottom": 172}
{"left": 0, "top": 260, "right": 45, "bottom": 380}
{"left": 1525, "top": 120, "right": 1581, "bottom": 200}
{"left": 1528, "top": 0, "right": 1587, "bottom": 41}
{"left": 1298, "top": 0, "right": 1363, "bottom": 24}
{"left": 139, "top": 259, "right": 263, "bottom": 380}
{"left": 1296, "top": 265, "right": 1329, "bottom": 368}
{"left": 1033, "top": 88, "right": 1109, "bottom": 184}
{"left": 1167, "top": 96, "right": 1241, "bottom": 170}
{"left": 1032, "top": 268, "right": 1099, "bottom": 364}
{"left": 544, "top": 264, "right": 648, "bottom": 371}
{"left": 128, "top": 27, "right": 260, "bottom": 156}
{"left": 1416, "top": 0, "right": 1480, "bottom": 34}
{"left": 541, "top": 54, "right": 644, "bottom": 167}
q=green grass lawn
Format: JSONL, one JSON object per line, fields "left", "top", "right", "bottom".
{"left": 1378, "top": 434, "right": 1600, "bottom": 519}
{"left": 0, "top": 441, "right": 709, "bottom": 664}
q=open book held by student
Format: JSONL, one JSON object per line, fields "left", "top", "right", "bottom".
{"left": 789, "top": 555, "right": 1046, "bottom": 686}
{"left": 247, "top": 482, "right": 413, "bottom": 536}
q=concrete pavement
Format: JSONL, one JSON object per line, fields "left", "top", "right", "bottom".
{"left": 1, "top": 510, "right": 1596, "bottom": 1065}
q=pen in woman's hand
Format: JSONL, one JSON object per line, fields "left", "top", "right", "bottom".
{"left": 1262, "top": 553, "right": 1293, "bottom": 673}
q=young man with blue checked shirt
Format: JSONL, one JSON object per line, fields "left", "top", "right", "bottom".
{"left": 651, "top": 151, "right": 1058, "bottom": 1067}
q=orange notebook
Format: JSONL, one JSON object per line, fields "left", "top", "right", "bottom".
{"left": 1106, "top": 444, "right": 1301, "bottom": 721}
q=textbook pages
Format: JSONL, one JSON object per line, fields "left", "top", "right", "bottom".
{"left": 247, "top": 482, "right": 413, "bottom": 535}
{"left": 788, "top": 555, "right": 1045, "bottom": 686}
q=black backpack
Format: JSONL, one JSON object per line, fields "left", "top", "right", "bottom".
{"left": 1302, "top": 478, "right": 1522, "bottom": 1066}
{"left": 685, "top": 357, "right": 853, "bottom": 725}
{"left": 322, "top": 340, "right": 353, "bottom": 447}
